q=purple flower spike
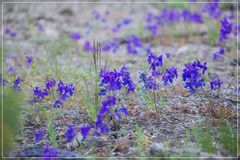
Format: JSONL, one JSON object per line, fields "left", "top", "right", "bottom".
{"left": 35, "top": 129, "right": 44, "bottom": 143}
{"left": 119, "top": 106, "right": 128, "bottom": 115}
{"left": 81, "top": 124, "right": 91, "bottom": 140}
{"left": 25, "top": 56, "right": 33, "bottom": 68}
{"left": 219, "top": 16, "right": 232, "bottom": 42}
{"left": 162, "top": 66, "right": 178, "bottom": 86}
{"left": 210, "top": 78, "right": 223, "bottom": 90}
{"left": 42, "top": 145, "right": 57, "bottom": 158}
{"left": 65, "top": 125, "right": 77, "bottom": 143}
{"left": 182, "top": 60, "right": 207, "bottom": 93}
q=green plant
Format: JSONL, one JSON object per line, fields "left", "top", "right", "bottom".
{"left": 135, "top": 124, "right": 146, "bottom": 155}
{"left": 1, "top": 88, "right": 25, "bottom": 157}
{"left": 192, "top": 127, "right": 216, "bottom": 153}
{"left": 40, "top": 106, "right": 57, "bottom": 147}
{"left": 218, "top": 121, "right": 238, "bottom": 155}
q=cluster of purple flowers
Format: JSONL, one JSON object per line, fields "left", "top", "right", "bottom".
{"left": 182, "top": 60, "right": 207, "bottom": 93}
{"left": 4, "top": 28, "right": 17, "bottom": 38}
{"left": 56, "top": 81, "right": 75, "bottom": 101}
{"left": 33, "top": 87, "right": 48, "bottom": 100}
{"left": 46, "top": 79, "right": 56, "bottom": 90}
{"left": 210, "top": 78, "right": 223, "bottom": 90}
{"left": 147, "top": 51, "right": 163, "bottom": 77}
{"left": 95, "top": 95, "right": 129, "bottom": 135}
{"left": 139, "top": 73, "right": 158, "bottom": 90}
{"left": 42, "top": 145, "right": 57, "bottom": 158}
{"left": 213, "top": 48, "right": 225, "bottom": 60}
{"left": 99, "top": 65, "right": 135, "bottom": 95}
{"left": 162, "top": 67, "right": 178, "bottom": 86}
{"left": 102, "top": 40, "right": 119, "bottom": 53}
{"left": 33, "top": 79, "right": 56, "bottom": 100}
{"left": 91, "top": 10, "right": 109, "bottom": 23}
{"left": 112, "top": 18, "right": 132, "bottom": 33}
{"left": 65, "top": 125, "right": 77, "bottom": 142}
{"left": 126, "top": 35, "right": 143, "bottom": 54}
{"left": 12, "top": 77, "right": 23, "bottom": 91}
{"left": 144, "top": 9, "right": 202, "bottom": 36}
{"left": 25, "top": 56, "right": 33, "bottom": 68}
{"left": 219, "top": 16, "right": 232, "bottom": 42}
{"left": 202, "top": 0, "right": 221, "bottom": 20}
{"left": 52, "top": 81, "right": 75, "bottom": 108}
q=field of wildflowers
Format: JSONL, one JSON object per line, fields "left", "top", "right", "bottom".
{"left": 1, "top": 0, "right": 239, "bottom": 159}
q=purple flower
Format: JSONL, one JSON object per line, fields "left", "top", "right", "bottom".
{"left": 219, "top": 16, "right": 232, "bottom": 42}
{"left": 42, "top": 145, "right": 57, "bottom": 158}
{"left": 71, "top": 32, "right": 81, "bottom": 41}
{"left": 100, "top": 123, "right": 109, "bottom": 135}
{"left": 182, "top": 60, "right": 207, "bottom": 93}
{"left": 33, "top": 87, "right": 48, "bottom": 100}
{"left": 8, "top": 66, "right": 16, "bottom": 74}
{"left": 162, "top": 66, "right": 178, "bottom": 86}
{"left": 83, "top": 40, "right": 94, "bottom": 52}
{"left": 147, "top": 52, "right": 163, "bottom": 77}
{"left": 102, "top": 40, "right": 119, "bottom": 53}
{"left": 210, "top": 78, "right": 223, "bottom": 90}
{"left": 53, "top": 99, "right": 62, "bottom": 108}
{"left": 213, "top": 48, "right": 225, "bottom": 60}
{"left": 46, "top": 79, "right": 56, "bottom": 90}
{"left": 4, "top": 28, "right": 17, "bottom": 38}
{"left": 81, "top": 124, "right": 91, "bottom": 140}
{"left": 13, "top": 77, "right": 22, "bottom": 86}
{"left": 139, "top": 73, "right": 158, "bottom": 90}
{"left": 56, "top": 81, "right": 75, "bottom": 101}
{"left": 25, "top": 56, "right": 33, "bottom": 68}
{"left": 165, "top": 52, "right": 171, "bottom": 58}
{"left": 36, "top": 23, "right": 44, "bottom": 32}
{"left": 92, "top": 10, "right": 100, "bottom": 20}
{"left": 119, "top": 106, "right": 128, "bottom": 115}
{"left": 35, "top": 129, "right": 44, "bottom": 142}
{"left": 202, "top": 0, "right": 221, "bottom": 20}
{"left": 65, "top": 125, "right": 76, "bottom": 143}
{"left": 126, "top": 35, "right": 143, "bottom": 54}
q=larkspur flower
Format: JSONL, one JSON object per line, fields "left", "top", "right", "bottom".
{"left": 53, "top": 99, "right": 62, "bottom": 108}
{"left": 126, "top": 35, "right": 143, "bottom": 54}
{"left": 25, "top": 56, "right": 33, "bottom": 68}
{"left": 202, "top": 0, "right": 221, "bottom": 20}
{"left": 139, "top": 73, "right": 159, "bottom": 90}
{"left": 147, "top": 52, "right": 163, "bottom": 77}
{"left": 71, "top": 32, "right": 81, "bottom": 41}
{"left": 219, "top": 16, "right": 232, "bottom": 42}
{"left": 56, "top": 81, "right": 75, "bottom": 101}
{"left": 100, "top": 123, "right": 109, "bottom": 134}
{"left": 33, "top": 87, "right": 48, "bottom": 100}
{"left": 4, "top": 28, "right": 17, "bottom": 38}
{"left": 210, "top": 78, "right": 223, "bottom": 90}
{"left": 213, "top": 48, "right": 225, "bottom": 60}
{"left": 8, "top": 66, "right": 16, "bottom": 74}
{"left": 81, "top": 124, "right": 91, "bottom": 140}
{"left": 35, "top": 129, "right": 44, "bottom": 143}
{"left": 46, "top": 79, "right": 56, "bottom": 90}
{"left": 162, "top": 66, "right": 178, "bottom": 86}
{"left": 119, "top": 106, "right": 128, "bottom": 115}
{"left": 42, "top": 145, "right": 57, "bottom": 158}
{"left": 83, "top": 40, "right": 94, "bottom": 52}
{"left": 182, "top": 60, "right": 207, "bottom": 93}
{"left": 13, "top": 77, "right": 22, "bottom": 86}
{"left": 65, "top": 125, "right": 76, "bottom": 143}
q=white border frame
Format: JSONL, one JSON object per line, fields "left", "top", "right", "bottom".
{"left": 1, "top": 1, "right": 239, "bottom": 159}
